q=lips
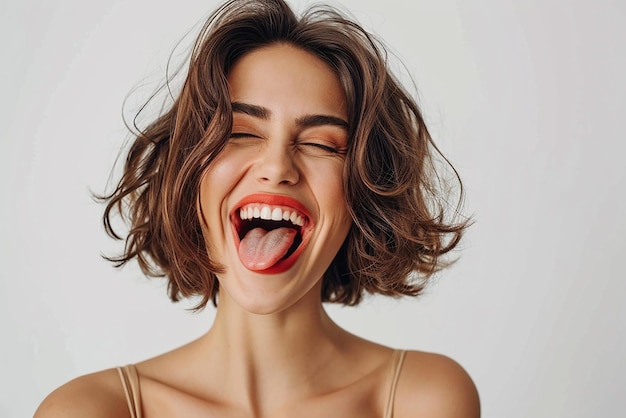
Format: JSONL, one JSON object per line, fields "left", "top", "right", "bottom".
{"left": 230, "top": 193, "right": 313, "bottom": 273}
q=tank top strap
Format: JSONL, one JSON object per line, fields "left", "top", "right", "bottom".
{"left": 117, "top": 365, "right": 143, "bottom": 418}
{"left": 383, "top": 349, "right": 407, "bottom": 418}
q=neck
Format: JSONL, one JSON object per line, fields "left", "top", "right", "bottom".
{"left": 195, "top": 285, "right": 352, "bottom": 413}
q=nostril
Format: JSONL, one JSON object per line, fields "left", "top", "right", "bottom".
{"left": 252, "top": 147, "right": 300, "bottom": 186}
{"left": 255, "top": 166, "right": 299, "bottom": 185}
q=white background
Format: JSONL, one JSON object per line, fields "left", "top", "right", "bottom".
{"left": 1, "top": 0, "right": 625, "bottom": 416}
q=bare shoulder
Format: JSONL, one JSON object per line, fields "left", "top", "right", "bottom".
{"left": 34, "top": 368, "right": 129, "bottom": 418}
{"left": 394, "top": 351, "right": 480, "bottom": 418}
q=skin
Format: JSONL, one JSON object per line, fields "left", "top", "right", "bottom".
{"left": 35, "top": 45, "right": 480, "bottom": 418}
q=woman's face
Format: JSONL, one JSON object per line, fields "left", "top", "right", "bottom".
{"left": 199, "top": 44, "right": 352, "bottom": 314}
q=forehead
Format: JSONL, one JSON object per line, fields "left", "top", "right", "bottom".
{"left": 227, "top": 44, "right": 347, "bottom": 120}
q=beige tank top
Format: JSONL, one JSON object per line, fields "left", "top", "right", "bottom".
{"left": 117, "top": 349, "right": 406, "bottom": 418}
{"left": 117, "top": 365, "right": 142, "bottom": 418}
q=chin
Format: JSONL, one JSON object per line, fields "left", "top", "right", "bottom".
{"left": 225, "top": 290, "right": 303, "bottom": 316}
{"left": 217, "top": 267, "right": 322, "bottom": 316}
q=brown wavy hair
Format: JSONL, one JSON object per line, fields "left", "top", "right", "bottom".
{"left": 101, "top": 0, "right": 470, "bottom": 310}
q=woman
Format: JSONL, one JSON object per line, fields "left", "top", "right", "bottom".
{"left": 35, "top": 0, "right": 479, "bottom": 416}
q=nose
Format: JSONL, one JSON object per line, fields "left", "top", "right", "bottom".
{"left": 253, "top": 141, "right": 300, "bottom": 186}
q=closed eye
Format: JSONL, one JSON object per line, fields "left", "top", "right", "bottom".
{"left": 230, "top": 132, "right": 261, "bottom": 139}
{"left": 301, "top": 142, "right": 343, "bottom": 154}
{"left": 302, "top": 142, "right": 339, "bottom": 154}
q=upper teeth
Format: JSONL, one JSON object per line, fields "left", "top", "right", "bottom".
{"left": 239, "top": 205, "right": 305, "bottom": 226}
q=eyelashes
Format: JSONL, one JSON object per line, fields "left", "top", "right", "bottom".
{"left": 229, "top": 133, "right": 259, "bottom": 140}
{"left": 300, "top": 142, "right": 344, "bottom": 155}
{"left": 228, "top": 133, "right": 346, "bottom": 156}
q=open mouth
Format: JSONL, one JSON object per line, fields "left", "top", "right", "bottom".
{"left": 231, "top": 197, "right": 312, "bottom": 272}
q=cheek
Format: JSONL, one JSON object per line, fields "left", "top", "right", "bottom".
{"left": 200, "top": 149, "right": 248, "bottom": 200}
{"left": 197, "top": 161, "right": 232, "bottom": 234}
{"left": 305, "top": 161, "right": 346, "bottom": 204}
{"left": 198, "top": 148, "right": 252, "bottom": 242}
{"left": 202, "top": 156, "right": 236, "bottom": 190}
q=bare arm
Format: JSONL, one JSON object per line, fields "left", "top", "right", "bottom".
{"left": 394, "top": 351, "right": 480, "bottom": 418}
{"left": 34, "top": 369, "right": 130, "bottom": 418}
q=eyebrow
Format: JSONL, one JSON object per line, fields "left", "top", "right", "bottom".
{"left": 231, "top": 101, "right": 349, "bottom": 130}
{"left": 232, "top": 102, "right": 269, "bottom": 119}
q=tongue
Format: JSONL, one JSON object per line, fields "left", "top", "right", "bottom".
{"left": 238, "top": 227, "right": 298, "bottom": 271}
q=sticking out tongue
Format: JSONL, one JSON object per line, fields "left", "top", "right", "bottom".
{"left": 238, "top": 227, "right": 298, "bottom": 271}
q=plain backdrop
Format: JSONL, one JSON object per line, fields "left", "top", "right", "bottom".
{"left": 1, "top": 0, "right": 625, "bottom": 416}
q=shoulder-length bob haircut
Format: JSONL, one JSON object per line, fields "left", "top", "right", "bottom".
{"left": 102, "top": 0, "right": 469, "bottom": 310}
